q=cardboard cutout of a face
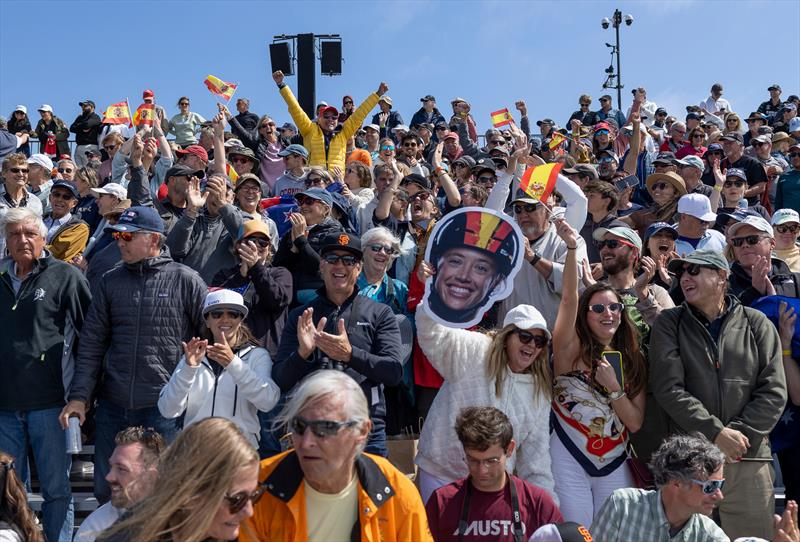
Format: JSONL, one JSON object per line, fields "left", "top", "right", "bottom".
{"left": 422, "top": 207, "right": 524, "bottom": 327}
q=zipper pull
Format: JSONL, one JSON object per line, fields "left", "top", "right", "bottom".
{"left": 715, "top": 359, "right": 720, "bottom": 370}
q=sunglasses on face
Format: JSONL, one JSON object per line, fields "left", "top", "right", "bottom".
{"left": 290, "top": 416, "right": 358, "bottom": 438}
{"left": 245, "top": 237, "right": 271, "bottom": 248}
{"left": 224, "top": 486, "right": 267, "bottom": 514}
{"left": 230, "top": 156, "right": 251, "bottom": 163}
{"left": 788, "top": 153, "right": 800, "bottom": 158}
{"left": 690, "top": 478, "right": 725, "bottom": 495}
{"left": 776, "top": 224, "right": 800, "bottom": 234}
{"left": 588, "top": 302, "right": 624, "bottom": 314}
{"left": 730, "top": 235, "right": 767, "bottom": 247}
{"left": 322, "top": 254, "right": 359, "bottom": 266}
{"left": 9, "top": 167, "right": 28, "bottom": 174}
{"left": 58, "top": 168, "right": 74, "bottom": 173}
{"left": 50, "top": 191, "right": 74, "bottom": 201}
{"left": 580, "top": 103, "right": 590, "bottom": 107}
{"left": 489, "top": 140, "right": 505, "bottom": 146}
{"left": 515, "top": 329, "right": 548, "bottom": 348}
{"left": 513, "top": 203, "right": 541, "bottom": 214}
{"left": 595, "top": 129, "right": 610, "bottom": 136}
{"left": 477, "top": 175, "right": 496, "bottom": 184}
{"left": 596, "top": 239, "right": 635, "bottom": 250}
{"left": 369, "top": 244, "right": 397, "bottom": 255}
{"left": 208, "top": 310, "right": 244, "bottom": 320}
{"left": 723, "top": 180, "right": 744, "bottom": 188}
{"left": 179, "top": 102, "right": 189, "bottom": 106}
{"left": 598, "top": 157, "right": 614, "bottom": 164}
{"left": 692, "top": 134, "right": 704, "bottom": 139}
{"left": 408, "top": 191, "right": 431, "bottom": 202}
{"left": 753, "top": 141, "right": 769, "bottom": 147}
{"left": 673, "top": 263, "right": 715, "bottom": 278}
{"left": 343, "top": 101, "right": 353, "bottom": 105}
{"left": 651, "top": 182, "right": 670, "bottom": 191}
{"left": 113, "top": 231, "right": 143, "bottom": 242}
{"left": 380, "top": 145, "right": 395, "bottom": 151}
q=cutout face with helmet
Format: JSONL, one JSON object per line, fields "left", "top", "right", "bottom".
{"left": 424, "top": 208, "right": 524, "bottom": 327}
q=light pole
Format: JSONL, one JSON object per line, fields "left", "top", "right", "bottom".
{"left": 601, "top": 10, "right": 633, "bottom": 112}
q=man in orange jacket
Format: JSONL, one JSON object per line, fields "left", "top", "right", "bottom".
{"left": 241, "top": 370, "right": 432, "bottom": 541}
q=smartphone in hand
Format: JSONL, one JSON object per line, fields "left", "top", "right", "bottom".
{"left": 602, "top": 351, "right": 625, "bottom": 389}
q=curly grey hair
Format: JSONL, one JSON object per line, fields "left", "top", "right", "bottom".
{"left": 649, "top": 434, "right": 725, "bottom": 487}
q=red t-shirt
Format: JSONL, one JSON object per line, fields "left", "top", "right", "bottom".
{"left": 425, "top": 476, "right": 563, "bottom": 541}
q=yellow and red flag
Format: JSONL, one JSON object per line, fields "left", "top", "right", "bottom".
{"left": 548, "top": 132, "right": 567, "bottom": 150}
{"left": 226, "top": 163, "right": 239, "bottom": 184}
{"left": 132, "top": 103, "right": 155, "bottom": 127}
{"left": 490, "top": 108, "right": 512, "bottom": 128}
{"left": 101, "top": 101, "right": 131, "bottom": 126}
{"left": 519, "top": 163, "right": 563, "bottom": 202}
{"left": 204, "top": 75, "right": 238, "bottom": 101}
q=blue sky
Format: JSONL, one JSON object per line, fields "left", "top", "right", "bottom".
{"left": 2, "top": 0, "right": 798, "bottom": 135}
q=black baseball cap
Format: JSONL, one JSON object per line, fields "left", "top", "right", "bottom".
{"left": 320, "top": 232, "right": 362, "bottom": 258}
{"left": 400, "top": 173, "right": 433, "bottom": 192}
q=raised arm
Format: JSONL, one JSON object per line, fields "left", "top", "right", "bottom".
{"left": 621, "top": 111, "right": 641, "bottom": 176}
{"left": 273, "top": 71, "right": 314, "bottom": 135}
{"left": 551, "top": 219, "right": 581, "bottom": 375}
{"left": 374, "top": 159, "right": 402, "bottom": 221}
{"left": 430, "top": 142, "right": 460, "bottom": 207}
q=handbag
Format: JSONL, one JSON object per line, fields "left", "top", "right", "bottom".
{"left": 627, "top": 442, "right": 656, "bottom": 490}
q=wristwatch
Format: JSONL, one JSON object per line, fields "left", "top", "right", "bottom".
{"left": 609, "top": 390, "right": 626, "bottom": 401}
{"left": 530, "top": 252, "right": 542, "bottom": 266}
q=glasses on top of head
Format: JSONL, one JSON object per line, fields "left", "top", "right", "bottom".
{"left": 588, "top": 302, "right": 624, "bottom": 314}
{"left": 290, "top": 416, "right": 358, "bottom": 438}
{"left": 690, "top": 478, "right": 725, "bottom": 495}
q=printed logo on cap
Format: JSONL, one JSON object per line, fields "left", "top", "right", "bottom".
{"left": 338, "top": 234, "right": 350, "bottom": 246}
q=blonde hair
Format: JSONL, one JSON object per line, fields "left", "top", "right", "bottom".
{"left": 485, "top": 325, "right": 552, "bottom": 400}
{"left": 101, "top": 418, "right": 258, "bottom": 542}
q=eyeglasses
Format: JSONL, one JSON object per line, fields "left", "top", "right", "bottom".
{"left": 595, "top": 129, "right": 609, "bottom": 136}
{"left": 322, "top": 254, "right": 359, "bottom": 266}
{"left": 753, "top": 141, "right": 769, "bottom": 147}
{"left": 723, "top": 180, "right": 744, "bottom": 188}
{"left": 230, "top": 156, "right": 251, "bottom": 164}
{"left": 50, "top": 191, "right": 74, "bottom": 201}
{"left": 9, "top": 167, "right": 28, "bottom": 174}
{"left": 224, "top": 486, "right": 267, "bottom": 514}
{"left": 368, "top": 244, "right": 397, "bottom": 255}
{"left": 515, "top": 329, "right": 548, "bottom": 348}
{"left": 588, "top": 302, "right": 624, "bottom": 314}
{"left": 290, "top": 416, "right": 358, "bottom": 438}
{"left": 295, "top": 197, "right": 317, "bottom": 207}
{"left": 580, "top": 103, "right": 590, "bottom": 107}
{"left": 465, "top": 456, "right": 503, "bottom": 469}
{"left": 476, "top": 175, "right": 496, "bottom": 184}
{"left": 596, "top": 239, "right": 635, "bottom": 250}
{"left": 513, "top": 203, "right": 540, "bottom": 214}
{"left": 730, "top": 235, "right": 768, "bottom": 247}
{"left": 58, "top": 168, "right": 74, "bottom": 173}
{"left": 208, "top": 310, "right": 244, "bottom": 320}
{"left": 690, "top": 478, "right": 725, "bottom": 495}
{"left": 380, "top": 145, "right": 395, "bottom": 151}
{"left": 651, "top": 182, "right": 670, "bottom": 191}
{"left": 408, "top": 191, "right": 432, "bottom": 202}
{"left": 244, "top": 237, "right": 271, "bottom": 248}
{"left": 776, "top": 224, "right": 800, "bottom": 234}
{"left": 692, "top": 134, "right": 704, "bottom": 139}
{"left": 489, "top": 140, "right": 505, "bottom": 146}
{"left": 788, "top": 153, "right": 800, "bottom": 158}
{"left": 112, "top": 231, "right": 146, "bottom": 242}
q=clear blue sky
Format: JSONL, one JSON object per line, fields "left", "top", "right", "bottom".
{"left": 2, "top": 0, "right": 798, "bottom": 134}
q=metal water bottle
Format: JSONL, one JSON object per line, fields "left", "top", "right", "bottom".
{"left": 66, "top": 416, "right": 82, "bottom": 454}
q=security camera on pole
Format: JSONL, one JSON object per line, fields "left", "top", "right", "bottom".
{"left": 600, "top": 9, "right": 633, "bottom": 112}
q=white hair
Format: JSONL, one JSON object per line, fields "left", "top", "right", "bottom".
{"left": 361, "top": 226, "right": 401, "bottom": 260}
{"left": 1, "top": 207, "right": 47, "bottom": 239}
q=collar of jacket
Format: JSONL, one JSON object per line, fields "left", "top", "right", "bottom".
{"left": 315, "top": 285, "right": 359, "bottom": 309}
{"left": 124, "top": 248, "right": 172, "bottom": 275}
{"left": 683, "top": 294, "right": 739, "bottom": 324}
{"left": 263, "top": 451, "right": 396, "bottom": 509}
{"left": 0, "top": 249, "right": 53, "bottom": 279}
{"left": 731, "top": 257, "right": 790, "bottom": 283}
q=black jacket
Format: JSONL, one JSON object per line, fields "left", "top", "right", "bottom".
{"left": 0, "top": 252, "right": 91, "bottom": 410}
{"left": 211, "top": 262, "right": 293, "bottom": 357}
{"left": 729, "top": 258, "right": 800, "bottom": 307}
{"left": 69, "top": 250, "right": 207, "bottom": 409}
{"left": 231, "top": 111, "right": 260, "bottom": 141}
{"left": 69, "top": 111, "right": 102, "bottom": 145}
{"left": 127, "top": 164, "right": 185, "bottom": 234}
{"left": 273, "top": 288, "right": 403, "bottom": 425}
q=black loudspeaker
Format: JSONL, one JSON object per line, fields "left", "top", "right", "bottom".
{"left": 269, "top": 42, "right": 293, "bottom": 75}
{"left": 320, "top": 41, "right": 342, "bottom": 75}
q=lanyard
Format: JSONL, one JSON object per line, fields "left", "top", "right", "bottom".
{"left": 457, "top": 475, "right": 523, "bottom": 542}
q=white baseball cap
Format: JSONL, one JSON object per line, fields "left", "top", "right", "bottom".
{"left": 202, "top": 289, "right": 249, "bottom": 318}
{"left": 772, "top": 208, "right": 800, "bottom": 226}
{"left": 678, "top": 193, "right": 716, "bottom": 222}
{"left": 37, "top": 104, "right": 53, "bottom": 113}
{"left": 728, "top": 215, "right": 774, "bottom": 239}
{"left": 92, "top": 183, "right": 127, "bottom": 200}
{"left": 14, "top": 105, "right": 27, "bottom": 114}
{"left": 503, "top": 304, "right": 551, "bottom": 338}
{"left": 27, "top": 154, "right": 53, "bottom": 171}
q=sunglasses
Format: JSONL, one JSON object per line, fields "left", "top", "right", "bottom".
{"left": 489, "top": 140, "right": 505, "bottom": 146}
{"left": 380, "top": 145, "right": 395, "bottom": 151}
{"left": 776, "top": 224, "right": 800, "bottom": 234}
{"left": 515, "top": 329, "right": 548, "bottom": 348}
{"left": 230, "top": 156, "right": 251, "bottom": 163}
{"left": 9, "top": 167, "right": 28, "bottom": 174}
{"left": 103, "top": 144, "right": 117, "bottom": 151}
{"left": 651, "top": 182, "right": 671, "bottom": 191}
{"left": 595, "top": 129, "right": 609, "bottom": 136}
{"left": 369, "top": 244, "right": 397, "bottom": 255}
{"left": 723, "top": 180, "right": 744, "bottom": 188}
{"left": 477, "top": 175, "right": 496, "bottom": 184}
{"left": 580, "top": 103, "right": 590, "bottom": 107}
{"left": 596, "top": 239, "right": 635, "bottom": 250}
{"left": 113, "top": 231, "right": 144, "bottom": 242}
{"left": 513, "top": 203, "right": 540, "bottom": 214}
{"left": 50, "top": 191, "right": 75, "bottom": 201}
{"left": 598, "top": 157, "right": 614, "bottom": 164}
{"left": 343, "top": 101, "right": 353, "bottom": 105}
{"left": 322, "top": 254, "right": 359, "bottom": 266}
{"left": 753, "top": 141, "right": 769, "bottom": 147}
{"left": 408, "top": 191, "right": 432, "bottom": 202}
{"left": 179, "top": 102, "right": 189, "bottom": 106}
{"left": 290, "top": 416, "right": 357, "bottom": 438}
{"left": 588, "top": 302, "right": 624, "bottom": 314}
{"left": 224, "top": 486, "right": 267, "bottom": 514}
{"left": 692, "top": 134, "right": 704, "bottom": 139}
{"left": 295, "top": 197, "right": 318, "bottom": 207}
{"left": 672, "top": 263, "right": 715, "bottom": 278}
{"left": 208, "top": 310, "right": 244, "bottom": 320}
{"left": 58, "top": 168, "right": 74, "bottom": 173}
{"left": 245, "top": 237, "right": 271, "bottom": 248}
{"left": 690, "top": 478, "right": 725, "bottom": 495}
{"left": 788, "top": 153, "right": 800, "bottom": 158}
{"left": 730, "top": 235, "right": 767, "bottom": 247}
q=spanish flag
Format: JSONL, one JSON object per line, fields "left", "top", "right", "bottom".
{"left": 132, "top": 104, "right": 155, "bottom": 127}
{"left": 548, "top": 132, "right": 567, "bottom": 151}
{"left": 204, "top": 75, "right": 238, "bottom": 101}
{"left": 226, "top": 163, "right": 239, "bottom": 184}
{"left": 490, "top": 108, "right": 512, "bottom": 128}
{"left": 101, "top": 101, "right": 131, "bottom": 126}
{"left": 519, "top": 163, "right": 562, "bottom": 202}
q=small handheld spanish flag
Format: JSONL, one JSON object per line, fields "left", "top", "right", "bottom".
{"left": 204, "top": 75, "right": 238, "bottom": 101}
{"left": 101, "top": 101, "right": 131, "bottom": 126}
{"left": 132, "top": 104, "right": 155, "bottom": 127}
{"left": 519, "top": 163, "right": 563, "bottom": 203}
{"left": 548, "top": 132, "right": 567, "bottom": 151}
{"left": 225, "top": 163, "right": 239, "bottom": 185}
{"left": 490, "top": 108, "right": 512, "bottom": 128}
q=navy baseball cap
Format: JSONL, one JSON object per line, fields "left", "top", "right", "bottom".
{"left": 50, "top": 180, "right": 79, "bottom": 199}
{"left": 105, "top": 206, "right": 165, "bottom": 234}
{"left": 644, "top": 221, "right": 677, "bottom": 243}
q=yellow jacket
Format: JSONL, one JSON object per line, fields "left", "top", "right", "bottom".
{"left": 279, "top": 86, "right": 379, "bottom": 174}
{"left": 241, "top": 450, "right": 433, "bottom": 542}
{"left": 46, "top": 217, "right": 89, "bottom": 262}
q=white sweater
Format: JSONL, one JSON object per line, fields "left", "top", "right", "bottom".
{"left": 158, "top": 345, "right": 279, "bottom": 447}
{"left": 414, "top": 305, "right": 557, "bottom": 503}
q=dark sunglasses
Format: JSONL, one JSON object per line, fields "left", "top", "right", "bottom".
{"left": 208, "top": 310, "right": 244, "bottom": 320}
{"left": 57, "top": 168, "right": 74, "bottom": 173}
{"left": 9, "top": 167, "right": 28, "bottom": 174}
{"left": 322, "top": 254, "right": 359, "bottom": 266}
{"left": 580, "top": 103, "right": 590, "bottom": 107}
{"left": 230, "top": 156, "right": 251, "bottom": 163}
{"left": 788, "top": 153, "right": 800, "bottom": 158}
{"left": 672, "top": 263, "right": 714, "bottom": 278}
{"left": 730, "top": 235, "right": 767, "bottom": 247}
{"left": 179, "top": 102, "right": 189, "bottom": 106}
{"left": 723, "top": 180, "right": 744, "bottom": 188}
{"left": 369, "top": 244, "right": 397, "bottom": 255}
{"left": 515, "top": 329, "right": 548, "bottom": 348}
{"left": 343, "top": 101, "right": 353, "bottom": 105}
{"left": 477, "top": 175, "right": 497, "bottom": 184}
{"left": 103, "top": 144, "right": 117, "bottom": 151}
{"left": 290, "top": 416, "right": 358, "bottom": 438}
{"left": 596, "top": 239, "right": 635, "bottom": 250}
{"left": 691, "top": 134, "right": 704, "bottom": 139}
{"left": 50, "top": 191, "right": 75, "bottom": 201}
{"left": 588, "top": 302, "right": 624, "bottom": 314}
{"left": 489, "top": 140, "right": 505, "bottom": 146}
{"left": 224, "top": 486, "right": 267, "bottom": 514}
{"left": 753, "top": 141, "right": 770, "bottom": 147}
{"left": 513, "top": 203, "right": 540, "bottom": 214}
{"left": 245, "top": 237, "right": 271, "bottom": 248}
{"left": 690, "top": 478, "right": 725, "bottom": 495}
{"left": 776, "top": 224, "right": 800, "bottom": 234}
{"left": 408, "top": 191, "right": 432, "bottom": 202}
{"left": 651, "top": 182, "right": 671, "bottom": 191}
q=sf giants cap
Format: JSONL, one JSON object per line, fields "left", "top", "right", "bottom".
{"left": 528, "top": 522, "right": 593, "bottom": 542}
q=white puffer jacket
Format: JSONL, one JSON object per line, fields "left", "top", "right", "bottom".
{"left": 158, "top": 345, "right": 279, "bottom": 447}
{"left": 414, "top": 305, "right": 557, "bottom": 503}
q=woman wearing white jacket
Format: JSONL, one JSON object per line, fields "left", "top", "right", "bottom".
{"left": 158, "top": 289, "right": 280, "bottom": 448}
{"left": 414, "top": 264, "right": 556, "bottom": 504}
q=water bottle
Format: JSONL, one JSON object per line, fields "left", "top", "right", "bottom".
{"left": 66, "top": 416, "right": 82, "bottom": 454}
